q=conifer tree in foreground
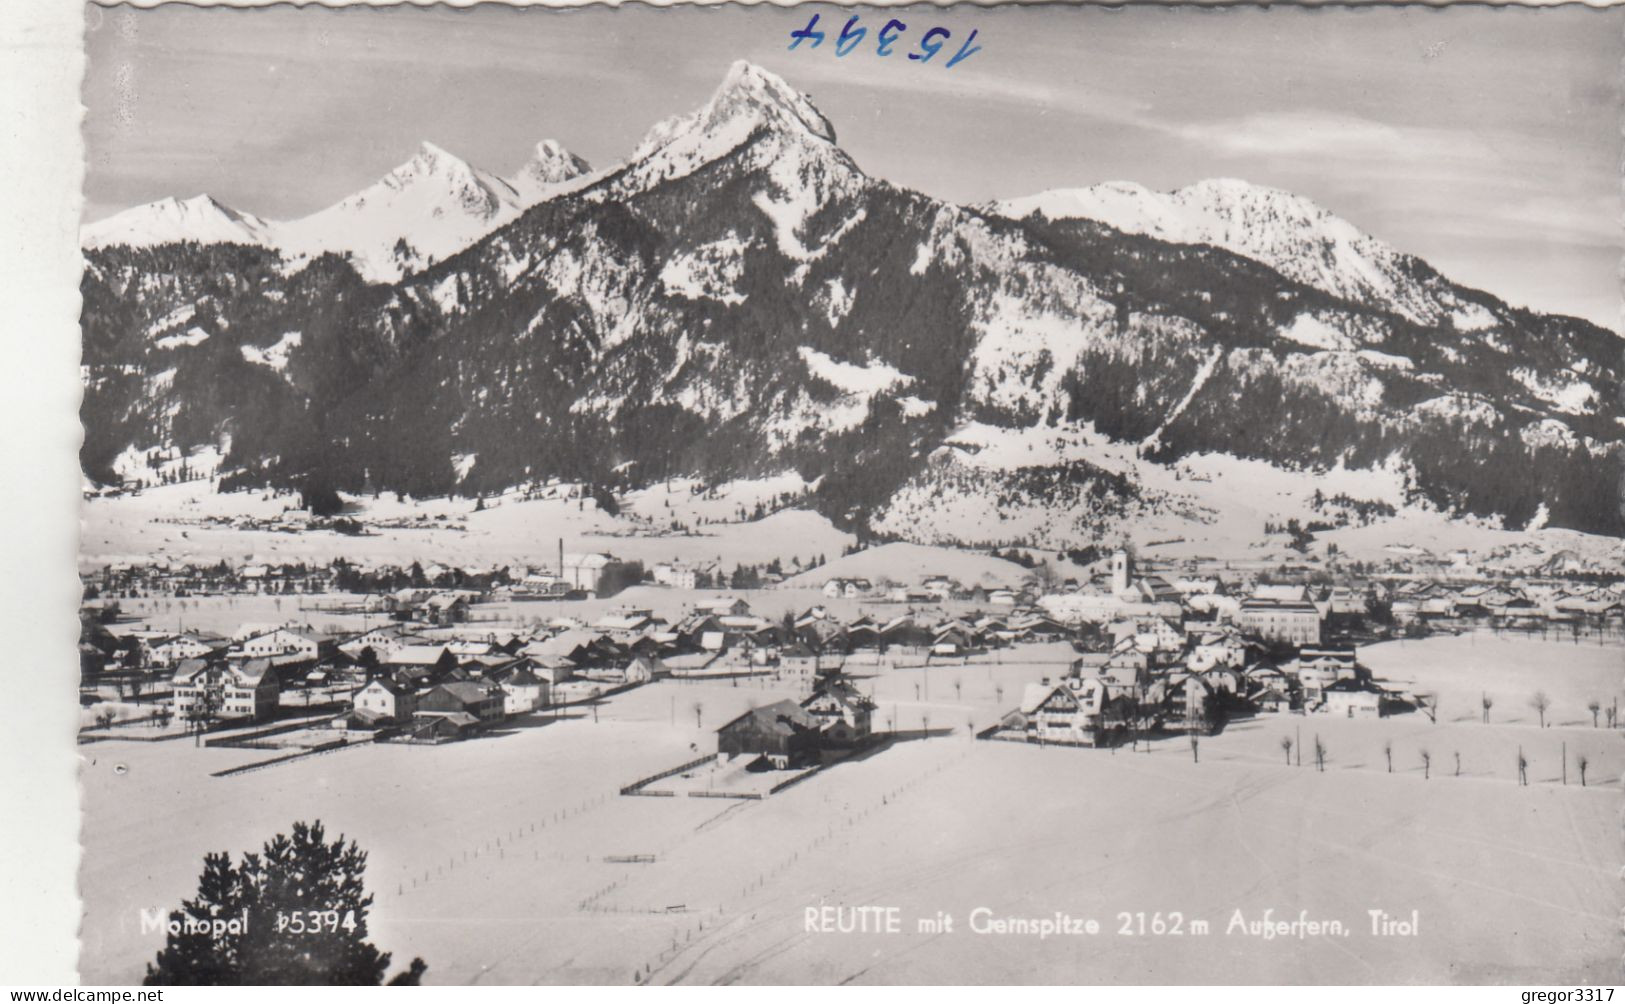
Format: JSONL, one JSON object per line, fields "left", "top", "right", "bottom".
{"left": 145, "top": 820, "right": 424, "bottom": 985}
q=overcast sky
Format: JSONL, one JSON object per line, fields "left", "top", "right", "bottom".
{"left": 83, "top": 3, "right": 1622, "bottom": 329}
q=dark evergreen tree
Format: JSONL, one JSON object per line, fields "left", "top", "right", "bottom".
{"left": 144, "top": 820, "right": 410, "bottom": 986}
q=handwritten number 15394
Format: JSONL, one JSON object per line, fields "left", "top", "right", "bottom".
{"left": 788, "top": 14, "right": 982, "bottom": 69}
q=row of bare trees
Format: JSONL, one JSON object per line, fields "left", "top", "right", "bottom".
{"left": 1475, "top": 691, "right": 1615, "bottom": 729}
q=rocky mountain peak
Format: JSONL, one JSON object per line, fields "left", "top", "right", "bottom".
{"left": 632, "top": 60, "right": 837, "bottom": 163}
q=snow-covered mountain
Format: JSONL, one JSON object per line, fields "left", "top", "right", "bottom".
{"left": 603, "top": 58, "right": 858, "bottom": 210}
{"left": 275, "top": 141, "right": 528, "bottom": 281}
{"left": 991, "top": 179, "right": 1487, "bottom": 328}
{"left": 82, "top": 195, "right": 279, "bottom": 251}
{"left": 81, "top": 139, "right": 593, "bottom": 282}
{"left": 78, "top": 62, "right": 1625, "bottom": 547}
{"left": 507, "top": 139, "right": 592, "bottom": 206}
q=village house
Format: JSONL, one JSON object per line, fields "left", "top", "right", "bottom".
{"left": 422, "top": 592, "right": 472, "bottom": 624}
{"left": 1185, "top": 627, "right": 1247, "bottom": 672}
{"left": 931, "top": 625, "right": 974, "bottom": 657}
{"left": 490, "top": 665, "right": 548, "bottom": 715}
{"left": 651, "top": 561, "right": 711, "bottom": 590}
{"left": 148, "top": 632, "right": 227, "bottom": 667}
{"left": 1243, "top": 662, "right": 1295, "bottom": 711}
{"left": 1111, "top": 617, "right": 1185, "bottom": 656}
{"left": 799, "top": 680, "right": 875, "bottom": 747}
{"left": 778, "top": 641, "right": 825, "bottom": 682}
{"left": 237, "top": 626, "right": 333, "bottom": 662}
{"left": 171, "top": 657, "right": 280, "bottom": 723}
{"left": 1293, "top": 645, "right": 1360, "bottom": 705}
{"left": 351, "top": 676, "right": 416, "bottom": 724}
{"left": 1015, "top": 676, "right": 1116, "bottom": 746}
{"left": 404, "top": 712, "right": 481, "bottom": 743}
{"left": 517, "top": 572, "right": 572, "bottom": 598}
{"left": 522, "top": 654, "right": 579, "bottom": 686}
{"left": 593, "top": 609, "right": 660, "bottom": 638}
{"left": 697, "top": 597, "right": 752, "bottom": 618}
{"left": 621, "top": 653, "right": 668, "bottom": 685}
{"left": 821, "top": 578, "right": 872, "bottom": 599}
{"left": 988, "top": 588, "right": 1018, "bottom": 607}
{"left": 338, "top": 625, "right": 416, "bottom": 661}
{"left": 1327, "top": 587, "right": 1370, "bottom": 616}
{"left": 416, "top": 681, "right": 504, "bottom": 724}
{"left": 1319, "top": 678, "right": 1387, "bottom": 717}
{"left": 381, "top": 644, "right": 458, "bottom": 688}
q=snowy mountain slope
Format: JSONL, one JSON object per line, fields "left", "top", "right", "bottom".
{"left": 82, "top": 195, "right": 279, "bottom": 250}
{"left": 82, "top": 139, "right": 597, "bottom": 283}
{"left": 78, "top": 62, "right": 1625, "bottom": 548}
{"left": 276, "top": 141, "right": 526, "bottom": 281}
{"left": 991, "top": 179, "right": 1494, "bottom": 329}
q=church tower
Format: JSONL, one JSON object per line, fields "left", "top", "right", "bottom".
{"left": 1111, "top": 548, "right": 1131, "bottom": 596}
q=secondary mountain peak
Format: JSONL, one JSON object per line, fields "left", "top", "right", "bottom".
{"left": 275, "top": 141, "right": 522, "bottom": 281}
{"left": 509, "top": 139, "right": 592, "bottom": 206}
{"left": 375, "top": 141, "right": 508, "bottom": 202}
{"left": 82, "top": 193, "right": 278, "bottom": 250}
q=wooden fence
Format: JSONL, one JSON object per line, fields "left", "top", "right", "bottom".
{"left": 211, "top": 737, "right": 372, "bottom": 778}
{"left": 620, "top": 753, "right": 716, "bottom": 796}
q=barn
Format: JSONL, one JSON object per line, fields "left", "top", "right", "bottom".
{"left": 714, "top": 700, "right": 821, "bottom": 769}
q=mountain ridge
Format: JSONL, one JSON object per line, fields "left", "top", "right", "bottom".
{"left": 76, "top": 62, "right": 1625, "bottom": 547}
{"left": 82, "top": 137, "right": 595, "bottom": 281}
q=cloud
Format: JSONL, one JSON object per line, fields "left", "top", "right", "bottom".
{"left": 1169, "top": 111, "right": 1412, "bottom": 159}
{"left": 778, "top": 55, "right": 1157, "bottom": 128}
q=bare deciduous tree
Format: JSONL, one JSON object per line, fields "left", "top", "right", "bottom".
{"left": 1587, "top": 699, "right": 1601, "bottom": 728}
{"left": 1577, "top": 755, "right": 1589, "bottom": 787}
{"left": 1420, "top": 749, "right": 1431, "bottom": 780}
{"left": 1529, "top": 691, "right": 1550, "bottom": 729}
{"left": 1313, "top": 735, "right": 1326, "bottom": 773}
{"left": 1384, "top": 740, "right": 1393, "bottom": 773}
{"left": 1280, "top": 736, "right": 1293, "bottom": 765}
{"left": 1481, "top": 693, "right": 1493, "bottom": 724}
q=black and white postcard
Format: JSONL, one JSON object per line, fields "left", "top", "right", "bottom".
{"left": 44, "top": 0, "right": 1625, "bottom": 986}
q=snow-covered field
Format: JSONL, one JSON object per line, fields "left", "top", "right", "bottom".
{"left": 79, "top": 477, "right": 854, "bottom": 572}
{"left": 82, "top": 458, "right": 1625, "bottom": 578}
{"left": 80, "top": 636, "right": 1622, "bottom": 984}
{"left": 1363, "top": 632, "right": 1624, "bottom": 729}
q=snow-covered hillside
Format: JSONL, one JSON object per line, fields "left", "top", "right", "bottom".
{"left": 83, "top": 195, "right": 279, "bottom": 250}
{"left": 992, "top": 179, "right": 1489, "bottom": 328}
{"left": 81, "top": 139, "right": 594, "bottom": 282}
